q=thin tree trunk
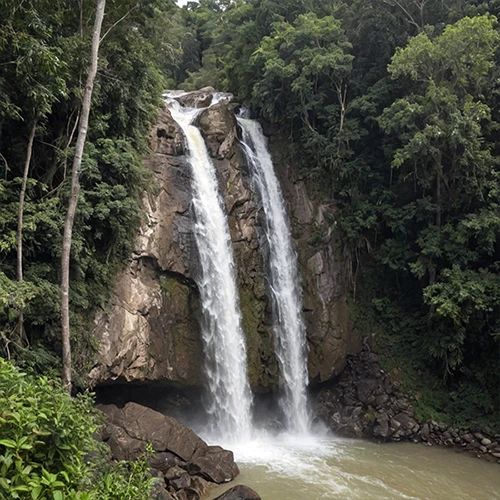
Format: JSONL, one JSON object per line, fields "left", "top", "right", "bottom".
{"left": 17, "top": 120, "right": 37, "bottom": 343}
{"left": 60, "top": 0, "right": 106, "bottom": 391}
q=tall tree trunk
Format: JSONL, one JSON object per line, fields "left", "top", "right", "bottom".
{"left": 60, "top": 0, "right": 106, "bottom": 391}
{"left": 17, "top": 120, "right": 37, "bottom": 344}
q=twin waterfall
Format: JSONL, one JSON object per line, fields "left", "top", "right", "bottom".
{"left": 166, "top": 95, "right": 310, "bottom": 440}
{"left": 238, "top": 117, "right": 310, "bottom": 435}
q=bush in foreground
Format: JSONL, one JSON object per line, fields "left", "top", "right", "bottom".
{"left": 0, "top": 358, "right": 155, "bottom": 499}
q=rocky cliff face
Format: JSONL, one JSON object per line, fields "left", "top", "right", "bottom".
{"left": 88, "top": 90, "right": 358, "bottom": 390}
{"left": 267, "top": 135, "right": 359, "bottom": 383}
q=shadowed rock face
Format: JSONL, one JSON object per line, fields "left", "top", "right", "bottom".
{"left": 88, "top": 91, "right": 358, "bottom": 391}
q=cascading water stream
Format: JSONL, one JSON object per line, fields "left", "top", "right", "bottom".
{"left": 166, "top": 97, "right": 252, "bottom": 442}
{"left": 237, "top": 116, "right": 310, "bottom": 435}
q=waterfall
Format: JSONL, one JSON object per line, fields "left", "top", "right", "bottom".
{"left": 166, "top": 97, "right": 252, "bottom": 441}
{"left": 237, "top": 116, "right": 311, "bottom": 435}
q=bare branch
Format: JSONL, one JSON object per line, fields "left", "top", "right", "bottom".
{"left": 100, "top": 4, "right": 138, "bottom": 43}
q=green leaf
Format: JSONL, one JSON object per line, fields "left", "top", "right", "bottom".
{"left": 31, "top": 486, "right": 42, "bottom": 500}
{"left": 0, "top": 439, "right": 17, "bottom": 449}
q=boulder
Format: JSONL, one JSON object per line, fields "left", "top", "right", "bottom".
{"left": 149, "top": 452, "right": 186, "bottom": 473}
{"left": 151, "top": 482, "right": 177, "bottom": 500}
{"left": 99, "top": 402, "right": 207, "bottom": 461}
{"left": 169, "top": 473, "right": 192, "bottom": 491}
{"left": 165, "top": 466, "right": 188, "bottom": 480}
{"left": 187, "top": 446, "right": 239, "bottom": 484}
{"left": 105, "top": 423, "right": 146, "bottom": 461}
{"left": 190, "top": 477, "right": 210, "bottom": 497}
{"left": 213, "top": 485, "right": 261, "bottom": 500}
{"left": 99, "top": 402, "right": 245, "bottom": 497}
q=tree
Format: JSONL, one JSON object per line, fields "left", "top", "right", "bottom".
{"left": 0, "top": 1, "right": 69, "bottom": 343}
{"left": 251, "top": 12, "right": 354, "bottom": 192}
{"left": 60, "top": 0, "right": 106, "bottom": 390}
{"left": 378, "top": 15, "right": 500, "bottom": 372}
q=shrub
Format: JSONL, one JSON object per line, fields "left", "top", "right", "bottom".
{"left": 0, "top": 359, "right": 155, "bottom": 500}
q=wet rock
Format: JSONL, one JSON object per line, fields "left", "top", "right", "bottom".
{"left": 198, "top": 103, "right": 237, "bottom": 158}
{"left": 150, "top": 468, "right": 164, "bottom": 479}
{"left": 373, "top": 414, "right": 390, "bottom": 439}
{"left": 462, "top": 434, "right": 474, "bottom": 443}
{"left": 169, "top": 473, "right": 192, "bottom": 491}
{"left": 165, "top": 466, "right": 187, "bottom": 480}
{"left": 357, "top": 379, "right": 377, "bottom": 405}
{"left": 187, "top": 446, "right": 239, "bottom": 484}
{"left": 213, "top": 485, "right": 261, "bottom": 500}
{"left": 190, "top": 476, "right": 210, "bottom": 497}
{"left": 393, "top": 412, "right": 417, "bottom": 431}
{"left": 177, "top": 89, "right": 216, "bottom": 108}
{"left": 374, "top": 394, "right": 389, "bottom": 408}
{"left": 99, "top": 402, "right": 246, "bottom": 497}
{"left": 105, "top": 423, "right": 146, "bottom": 461}
{"left": 151, "top": 482, "right": 176, "bottom": 500}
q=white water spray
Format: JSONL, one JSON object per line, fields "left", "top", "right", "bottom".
{"left": 166, "top": 97, "right": 252, "bottom": 441}
{"left": 237, "top": 116, "right": 310, "bottom": 434}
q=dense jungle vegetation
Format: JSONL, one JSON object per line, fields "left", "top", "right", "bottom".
{"left": 0, "top": 0, "right": 499, "bottom": 457}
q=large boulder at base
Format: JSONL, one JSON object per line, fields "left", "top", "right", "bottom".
{"left": 99, "top": 402, "right": 207, "bottom": 461}
{"left": 99, "top": 402, "right": 242, "bottom": 499}
{"left": 187, "top": 446, "right": 239, "bottom": 484}
{"left": 213, "top": 485, "right": 261, "bottom": 500}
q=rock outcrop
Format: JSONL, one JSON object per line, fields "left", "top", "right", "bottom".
{"left": 99, "top": 402, "right": 240, "bottom": 499}
{"left": 315, "top": 343, "right": 500, "bottom": 463}
{"left": 88, "top": 105, "right": 203, "bottom": 387}
{"left": 88, "top": 90, "right": 358, "bottom": 391}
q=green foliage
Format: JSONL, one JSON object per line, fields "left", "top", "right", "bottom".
{"left": 351, "top": 271, "right": 500, "bottom": 432}
{"left": 0, "top": 358, "right": 98, "bottom": 498}
{"left": 0, "top": 359, "right": 155, "bottom": 499}
{"left": 0, "top": 0, "right": 170, "bottom": 375}
{"left": 89, "top": 455, "right": 157, "bottom": 500}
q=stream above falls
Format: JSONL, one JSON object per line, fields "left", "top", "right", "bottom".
{"left": 207, "top": 433, "right": 500, "bottom": 500}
